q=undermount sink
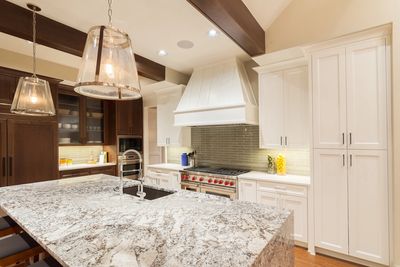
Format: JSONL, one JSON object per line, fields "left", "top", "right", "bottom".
{"left": 123, "top": 185, "right": 174, "bottom": 200}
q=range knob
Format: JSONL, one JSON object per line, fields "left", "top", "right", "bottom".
{"left": 219, "top": 180, "right": 224, "bottom": 184}
{"left": 199, "top": 177, "right": 204, "bottom": 182}
{"left": 224, "top": 181, "right": 230, "bottom": 186}
{"left": 208, "top": 179, "right": 213, "bottom": 183}
{"left": 213, "top": 179, "right": 218, "bottom": 184}
{"left": 230, "top": 181, "right": 235, "bottom": 186}
{"left": 192, "top": 176, "right": 197, "bottom": 181}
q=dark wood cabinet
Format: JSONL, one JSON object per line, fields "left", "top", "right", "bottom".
{"left": 0, "top": 74, "right": 17, "bottom": 106}
{"left": 59, "top": 165, "right": 116, "bottom": 178}
{"left": 0, "top": 118, "right": 58, "bottom": 186}
{"left": 116, "top": 99, "right": 143, "bottom": 136}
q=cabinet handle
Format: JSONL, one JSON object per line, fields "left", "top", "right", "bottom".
{"left": 285, "top": 136, "right": 288, "bottom": 146}
{"left": 280, "top": 136, "right": 283, "bottom": 146}
{"left": 349, "top": 132, "right": 352, "bottom": 145}
{"left": 350, "top": 154, "right": 353, "bottom": 167}
{"left": 342, "top": 133, "right": 345, "bottom": 145}
{"left": 8, "top": 157, "right": 12, "bottom": 177}
{"left": 342, "top": 154, "right": 345, "bottom": 167}
{"left": 2, "top": 157, "right": 5, "bottom": 177}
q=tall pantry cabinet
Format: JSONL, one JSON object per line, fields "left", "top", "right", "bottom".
{"left": 311, "top": 31, "right": 390, "bottom": 265}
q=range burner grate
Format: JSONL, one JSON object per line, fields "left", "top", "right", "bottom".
{"left": 184, "top": 166, "right": 249, "bottom": 176}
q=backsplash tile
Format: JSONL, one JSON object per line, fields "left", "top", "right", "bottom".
{"left": 59, "top": 146, "right": 104, "bottom": 164}
{"left": 167, "top": 125, "right": 310, "bottom": 176}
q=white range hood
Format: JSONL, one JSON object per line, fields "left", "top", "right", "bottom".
{"left": 174, "top": 58, "right": 258, "bottom": 127}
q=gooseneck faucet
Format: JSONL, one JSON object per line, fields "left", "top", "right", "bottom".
{"left": 119, "top": 149, "right": 146, "bottom": 200}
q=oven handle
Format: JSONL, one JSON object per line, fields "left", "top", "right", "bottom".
{"left": 200, "top": 184, "right": 236, "bottom": 193}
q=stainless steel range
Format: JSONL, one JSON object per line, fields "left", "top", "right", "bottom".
{"left": 180, "top": 167, "right": 249, "bottom": 200}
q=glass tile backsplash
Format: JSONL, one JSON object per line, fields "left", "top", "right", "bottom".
{"left": 167, "top": 125, "right": 310, "bottom": 176}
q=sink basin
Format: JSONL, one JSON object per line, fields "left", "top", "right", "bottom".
{"left": 123, "top": 185, "right": 174, "bottom": 200}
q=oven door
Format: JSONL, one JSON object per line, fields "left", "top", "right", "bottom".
{"left": 118, "top": 160, "right": 140, "bottom": 179}
{"left": 117, "top": 136, "right": 143, "bottom": 154}
{"left": 181, "top": 181, "right": 200, "bottom": 192}
{"left": 200, "top": 184, "right": 236, "bottom": 200}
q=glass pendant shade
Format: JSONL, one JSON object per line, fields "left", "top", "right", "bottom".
{"left": 11, "top": 76, "right": 55, "bottom": 116}
{"left": 75, "top": 26, "right": 141, "bottom": 100}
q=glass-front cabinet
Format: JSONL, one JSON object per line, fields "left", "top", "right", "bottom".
{"left": 57, "top": 85, "right": 105, "bottom": 145}
{"left": 58, "top": 92, "right": 81, "bottom": 144}
{"left": 86, "top": 98, "right": 104, "bottom": 144}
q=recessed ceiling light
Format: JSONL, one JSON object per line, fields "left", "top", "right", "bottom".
{"left": 177, "top": 40, "right": 194, "bottom": 49}
{"left": 158, "top": 50, "right": 168, "bottom": 56}
{"left": 208, "top": 29, "right": 218, "bottom": 37}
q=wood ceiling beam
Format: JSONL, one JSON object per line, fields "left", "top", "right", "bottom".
{"left": 0, "top": 0, "right": 165, "bottom": 81}
{"left": 187, "top": 0, "right": 265, "bottom": 57}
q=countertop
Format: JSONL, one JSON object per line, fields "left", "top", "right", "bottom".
{"left": 146, "top": 163, "right": 187, "bottom": 171}
{"left": 238, "top": 171, "right": 310, "bottom": 186}
{"left": 0, "top": 175, "right": 293, "bottom": 267}
{"left": 59, "top": 162, "right": 116, "bottom": 171}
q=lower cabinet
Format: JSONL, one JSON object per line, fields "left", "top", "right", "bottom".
{"left": 60, "top": 166, "right": 116, "bottom": 179}
{"left": 145, "top": 167, "right": 180, "bottom": 190}
{"left": 314, "top": 149, "right": 389, "bottom": 265}
{"left": 238, "top": 179, "right": 308, "bottom": 243}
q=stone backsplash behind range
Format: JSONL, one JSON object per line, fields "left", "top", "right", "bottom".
{"left": 167, "top": 125, "right": 310, "bottom": 176}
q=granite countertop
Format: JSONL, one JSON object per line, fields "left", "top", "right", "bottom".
{"left": 238, "top": 171, "right": 310, "bottom": 186}
{"left": 59, "top": 162, "right": 116, "bottom": 171}
{"left": 0, "top": 175, "right": 293, "bottom": 267}
{"left": 146, "top": 163, "right": 187, "bottom": 171}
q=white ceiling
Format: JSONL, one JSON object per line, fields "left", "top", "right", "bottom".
{"left": 242, "top": 0, "right": 293, "bottom": 30}
{"left": 3, "top": 0, "right": 290, "bottom": 74}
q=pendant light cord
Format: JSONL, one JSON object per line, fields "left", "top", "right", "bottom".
{"left": 32, "top": 6, "right": 37, "bottom": 78}
{"left": 108, "top": 0, "right": 112, "bottom": 26}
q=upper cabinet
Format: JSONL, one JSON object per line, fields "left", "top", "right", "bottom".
{"left": 255, "top": 55, "right": 309, "bottom": 149}
{"left": 153, "top": 82, "right": 191, "bottom": 147}
{"left": 312, "top": 37, "right": 388, "bottom": 150}
{"left": 57, "top": 84, "right": 106, "bottom": 145}
{"left": 116, "top": 99, "right": 143, "bottom": 137}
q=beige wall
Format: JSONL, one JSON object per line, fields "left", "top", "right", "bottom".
{"left": 267, "top": 1, "right": 400, "bottom": 265}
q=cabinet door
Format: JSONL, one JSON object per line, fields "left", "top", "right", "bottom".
{"left": 314, "top": 149, "right": 348, "bottom": 254}
{"left": 7, "top": 120, "right": 58, "bottom": 185}
{"left": 116, "top": 99, "right": 143, "bottom": 136}
{"left": 0, "top": 119, "right": 7, "bottom": 187}
{"left": 58, "top": 90, "right": 81, "bottom": 145}
{"left": 259, "top": 71, "right": 284, "bottom": 148}
{"left": 257, "top": 191, "right": 279, "bottom": 207}
{"left": 284, "top": 195, "right": 308, "bottom": 243}
{"left": 156, "top": 93, "right": 172, "bottom": 146}
{"left": 238, "top": 180, "right": 257, "bottom": 202}
{"left": 312, "top": 48, "right": 347, "bottom": 149}
{"left": 348, "top": 150, "right": 388, "bottom": 264}
{"left": 86, "top": 98, "right": 105, "bottom": 144}
{"left": 283, "top": 67, "right": 309, "bottom": 148}
{"left": 346, "top": 38, "right": 387, "bottom": 150}
{"left": 158, "top": 176, "right": 170, "bottom": 189}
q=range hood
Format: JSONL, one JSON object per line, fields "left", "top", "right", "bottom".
{"left": 174, "top": 58, "right": 258, "bottom": 127}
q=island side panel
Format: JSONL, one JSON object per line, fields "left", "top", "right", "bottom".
{"left": 252, "top": 212, "right": 294, "bottom": 267}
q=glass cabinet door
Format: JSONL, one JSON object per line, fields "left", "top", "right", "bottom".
{"left": 86, "top": 98, "right": 104, "bottom": 144}
{"left": 58, "top": 93, "right": 80, "bottom": 144}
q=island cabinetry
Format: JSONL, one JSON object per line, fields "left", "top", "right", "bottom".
{"left": 146, "top": 167, "right": 180, "bottom": 190}
{"left": 60, "top": 165, "right": 116, "bottom": 178}
{"left": 238, "top": 177, "right": 308, "bottom": 244}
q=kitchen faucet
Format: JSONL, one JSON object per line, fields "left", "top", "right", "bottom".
{"left": 119, "top": 149, "right": 146, "bottom": 200}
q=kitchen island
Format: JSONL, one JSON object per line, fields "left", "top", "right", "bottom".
{"left": 0, "top": 175, "right": 293, "bottom": 267}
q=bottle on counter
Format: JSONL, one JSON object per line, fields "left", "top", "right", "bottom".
{"left": 276, "top": 154, "right": 286, "bottom": 176}
{"left": 266, "top": 155, "right": 276, "bottom": 174}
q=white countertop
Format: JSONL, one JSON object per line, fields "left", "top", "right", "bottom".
{"left": 238, "top": 171, "right": 310, "bottom": 186}
{"left": 0, "top": 175, "right": 293, "bottom": 267}
{"left": 146, "top": 163, "right": 188, "bottom": 171}
{"left": 59, "top": 162, "right": 116, "bottom": 171}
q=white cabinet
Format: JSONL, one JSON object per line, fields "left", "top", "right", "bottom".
{"left": 238, "top": 178, "right": 308, "bottom": 243}
{"left": 238, "top": 180, "right": 257, "bottom": 202}
{"left": 258, "top": 66, "right": 308, "bottom": 149}
{"left": 146, "top": 167, "right": 181, "bottom": 190}
{"left": 346, "top": 38, "right": 387, "bottom": 150}
{"left": 312, "top": 47, "right": 347, "bottom": 149}
{"left": 156, "top": 86, "right": 191, "bottom": 147}
{"left": 313, "top": 149, "right": 349, "bottom": 254}
{"left": 312, "top": 37, "right": 388, "bottom": 150}
{"left": 348, "top": 150, "right": 388, "bottom": 264}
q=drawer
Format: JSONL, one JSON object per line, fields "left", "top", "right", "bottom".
{"left": 60, "top": 169, "right": 91, "bottom": 179}
{"left": 257, "top": 181, "right": 307, "bottom": 198}
{"left": 90, "top": 166, "right": 116, "bottom": 176}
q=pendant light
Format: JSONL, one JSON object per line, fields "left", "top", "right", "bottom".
{"left": 11, "top": 4, "right": 56, "bottom": 116}
{"left": 74, "top": 0, "right": 141, "bottom": 100}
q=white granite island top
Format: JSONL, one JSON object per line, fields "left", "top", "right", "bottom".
{"left": 0, "top": 175, "right": 293, "bottom": 267}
